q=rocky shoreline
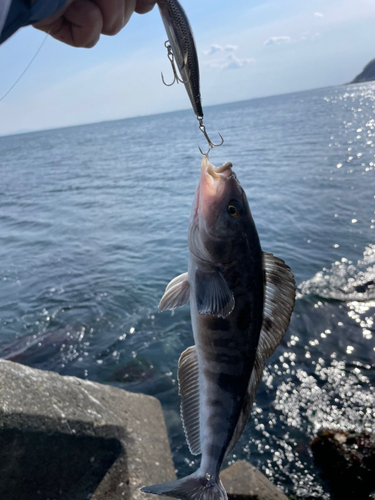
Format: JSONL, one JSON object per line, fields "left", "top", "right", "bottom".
{"left": 3, "top": 358, "right": 375, "bottom": 499}
{"left": 311, "top": 429, "right": 375, "bottom": 499}
{"left": 350, "top": 59, "right": 375, "bottom": 84}
{"left": 0, "top": 360, "right": 288, "bottom": 500}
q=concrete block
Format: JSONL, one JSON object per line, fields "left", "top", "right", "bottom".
{"left": 0, "top": 359, "right": 176, "bottom": 500}
{"left": 221, "top": 460, "right": 289, "bottom": 500}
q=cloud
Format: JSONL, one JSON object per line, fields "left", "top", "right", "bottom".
{"left": 203, "top": 44, "right": 238, "bottom": 55}
{"left": 203, "top": 44, "right": 222, "bottom": 55}
{"left": 224, "top": 45, "right": 238, "bottom": 52}
{"left": 264, "top": 32, "right": 319, "bottom": 45}
{"left": 314, "top": 12, "right": 324, "bottom": 17}
{"left": 225, "top": 54, "right": 255, "bottom": 70}
{"left": 300, "top": 31, "right": 320, "bottom": 41}
{"left": 202, "top": 44, "right": 253, "bottom": 71}
{"left": 263, "top": 36, "right": 291, "bottom": 46}
{"left": 205, "top": 54, "right": 255, "bottom": 71}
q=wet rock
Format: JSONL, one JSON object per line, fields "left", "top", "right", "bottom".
{"left": 106, "top": 356, "right": 155, "bottom": 383}
{"left": 354, "top": 279, "right": 375, "bottom": 294}
{"left": 0, "top": 359, "right": 176, "bottom": 500}
{"left": 0, "top": 325, "right": 84, "bottom": 366}
{"left": 310, "top": 428, "right": 375, "bottom": 499}
{"left": 221, "top": 460, "right": 289, "bottom": 500}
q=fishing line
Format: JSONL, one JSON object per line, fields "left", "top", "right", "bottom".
{"left": 0, "top": 31, "right": 49, "bottom": 102}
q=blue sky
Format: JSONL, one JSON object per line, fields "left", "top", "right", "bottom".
{"left": 0, "top": 0, "right": 375, "bottom": 136}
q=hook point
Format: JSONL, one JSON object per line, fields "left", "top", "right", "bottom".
{"left": 161, "top": 71, "right": 175, "bottom": 87}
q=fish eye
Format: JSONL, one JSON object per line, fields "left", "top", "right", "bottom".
{"left": 227, "top": 200, "right": 243, "bottom": 218}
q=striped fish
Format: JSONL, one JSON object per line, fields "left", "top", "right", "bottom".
{"left": 142, "top": 155, "right": 295, "bottom": 500}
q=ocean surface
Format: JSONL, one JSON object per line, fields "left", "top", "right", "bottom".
{"left": 1, "top": 84, "right": 375, "bottom": 498}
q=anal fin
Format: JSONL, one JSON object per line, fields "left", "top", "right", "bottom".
{"left": 178, "top": 346, "right": 201, "bottom": 455}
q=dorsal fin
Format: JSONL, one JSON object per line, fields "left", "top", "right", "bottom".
{"left": 226, "top": 252, "right": 295, "bottom": 454}
{"left": 178, "top": 346, "right": 201, "bottom": 455}
{"left": 159, "top": 272, "right": 190, "bottom": 312}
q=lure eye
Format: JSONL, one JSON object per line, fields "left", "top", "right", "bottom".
{"left": 227, "top": 200, "right": 243, "bottom": 218}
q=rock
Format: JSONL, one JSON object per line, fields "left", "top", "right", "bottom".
{"left": 354, "top": 279, "right": 375, "bottom": 294}
{"left": 350, "top": 59, "right": 375, "bottom": 84}
{"left": 310, "top": 428, "right": 375, "bottom": 499}
{"left": 221, "top": 460, "right": 289, "bottom": 500}
{"left": 0, "top": 325, "right": 85, "bottom": 367}
{"left": 106, "top": 357, "right": 155, "bottom": 383}
{"left": 0, "top": 359, "right": 176, "bottom": 500}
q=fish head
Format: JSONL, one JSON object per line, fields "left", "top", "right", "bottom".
{"left": 188, "top": 155, "right": 256, "bottom": 264}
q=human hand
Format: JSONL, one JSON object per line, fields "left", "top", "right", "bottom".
{"left": 33, "top": 0, "right": 156, "bottom": 48}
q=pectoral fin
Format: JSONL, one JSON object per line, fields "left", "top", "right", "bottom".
{"left": 159, "top": 272, "right": 190, "bottom": 312}
{"left": 195, "top": 269, "right": 235, "bottom": 318}
{"left": 226, "top": 252, "right": 295, "bottom": 455}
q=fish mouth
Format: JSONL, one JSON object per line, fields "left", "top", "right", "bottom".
{"left": 200, "top": 155, "right": 233, "bottom": 202}
{"left": 203, "top": 154, "right": 233, "bottom": 179}
{"left": 189, "top": 155, "right": 238, "bottom": 265}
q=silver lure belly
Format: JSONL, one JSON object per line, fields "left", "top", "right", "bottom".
{"left": 156, "top": 0, "right": 203, "bottom": 118}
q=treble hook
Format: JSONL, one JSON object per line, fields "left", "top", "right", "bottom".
{"left": 161, "top": 41, "right": 189, "bottom": 86}
{"left": 198, "top": 117, "right": 224, "bottom": 155}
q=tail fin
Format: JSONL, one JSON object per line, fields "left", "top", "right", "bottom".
{"left": 141, "top": 471, "right": 227, "bottom": 500}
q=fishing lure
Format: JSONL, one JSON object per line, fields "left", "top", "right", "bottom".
{"left": 156, "top": 0, "right": 223, "bottom": 153}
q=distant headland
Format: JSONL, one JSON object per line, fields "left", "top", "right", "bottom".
{"left": 350, "top": 59, "right": 375, "bottom": 84}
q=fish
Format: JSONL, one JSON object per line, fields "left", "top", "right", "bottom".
{"left": 141, "top": 155, "right": 295, "bottom": 500}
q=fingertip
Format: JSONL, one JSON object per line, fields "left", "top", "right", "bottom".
{"left": 135, "top": 0, "right": 156, "bottom": 15}
{"left": 82, "top": 33, "right": 101, "bottom": 48}
{"left": 101, "top": 19, "right": 124, "bottom": 36}
{"left": 67, "top": 0, "right": 103, "bottom": 47}
{"left": 94, "top": 0, "right": 126, "bottom": 36}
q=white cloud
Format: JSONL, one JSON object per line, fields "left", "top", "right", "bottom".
{"left": 203, "top": 44, "right": 238, "bottom": 55}
{"left": 264, "top": 32, "right": 320, "bottom": 46}
{"left": 203, "top": 44, "right": 222, "bottom": 55}
{"left": 314, "top": 12, "right": 324, "bottom": 18}
{"left": 202, "top": 44, "right": 253, "bottom": 71}
{"left": 205, "top": 53, "right": 255, "bottom": 71}
{"left": 224, "top": 54, "right": 255, "bottom": 70}
{"left": 264, "top": 36, "right": 291, "bottom": 45}
{"left": 300, "top": 31, "right": 320, "bottom": 41}
{"left": 224, "top": 44, "right": 238, "bottom": 52}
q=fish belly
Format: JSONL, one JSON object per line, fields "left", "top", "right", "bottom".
{"left": 190, "top": 261, "right": 263, "bottom": 476}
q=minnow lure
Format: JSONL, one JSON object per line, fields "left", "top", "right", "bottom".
{"left": 156, "top": 0, "right": 223, "bottom": 153}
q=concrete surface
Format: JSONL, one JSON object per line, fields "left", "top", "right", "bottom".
{"left": 0, "top": 359, "right": 176, "bottom": 500}
{"left": 221, "top": 460, "right": 289, "bottom": 500}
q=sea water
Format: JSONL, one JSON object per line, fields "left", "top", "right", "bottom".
{"left": 1, "top": 83, "right": 374, "bottom": 498}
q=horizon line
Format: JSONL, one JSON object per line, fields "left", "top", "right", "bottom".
{"left": 0, "top": 83, "right": 349, "bottom": 140}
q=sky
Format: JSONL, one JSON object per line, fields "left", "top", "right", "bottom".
{"left": 0, "top": 0, "right": 375, "bottom": 136}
